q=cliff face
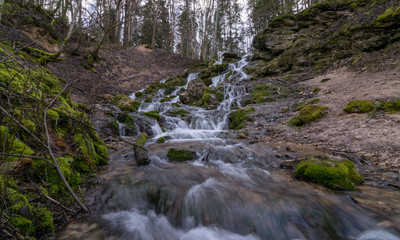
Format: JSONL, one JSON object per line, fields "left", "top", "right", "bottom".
{"left": 249, "top": 0, "right": 400, "bottom": 77}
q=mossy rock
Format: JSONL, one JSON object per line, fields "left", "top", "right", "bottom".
{"left": 167, "top": 148, "right": 197, "bottom": 162}
{"left": 169, "top": 109, "right": 188, "bottom": 117}
{"left": 343, "top": 100, "right": 374, "bottom": 113}
{"left": 229, "top": 107, "right": 256, "bottom": 130}
{"left": 144, "top": 111, "right": 162, "bottom": 121}
{"left": 156, "top": 137, "right": 166, "bottom": 143}
{"left": 135, "top": 91, "right": 144, "bottom": 98}
{"left": 294, "top": 157, "right": 364, "bottom": 190}
{"left": 290, "top": 105, "right": 327, "bottom": 126}
{"left": 136, "top": 132, "right": 147, "bottom": 147}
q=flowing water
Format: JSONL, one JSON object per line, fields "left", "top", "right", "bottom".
{"left": 58, "top": 56, "right": 400, "bottom": 240}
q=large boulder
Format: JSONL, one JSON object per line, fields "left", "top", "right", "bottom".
{"left": 179, "top": 78, "right": 207, "bottom": 105}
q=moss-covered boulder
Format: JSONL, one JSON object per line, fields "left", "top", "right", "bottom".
{"left": 290, "top": 105, "right": 327, "bottom": 126}
{"left": 136, "top": 132, "right": 147, "bottom": 147}
{"left": 144, "top": 111, "right": 162, "bottom": 121}
{"left": 112, "top": 94, "right": 141, "bottom": 112}
{"left": 343, "top": 100, "right": 374, "bottom": 113}
{"left": 294, "top": 157, "right": 364, "bottom": 190}
{"left": 167, "top": 148, "right": 197, "bottom": 162}
{"left": 229, "top": 107, "right": 256, "bottom": 130}
{"left": 179, "top": 78, "right": 207, "bottom": 105}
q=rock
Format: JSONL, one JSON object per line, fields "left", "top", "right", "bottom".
{"left": 179, "top": 78, "right": 207, "bottom": 104}
{"left": 134, "top": 145, "right": 151, "bottom": 166}
{"left": 167, "top": 148, "right": 197, "bottom": 162}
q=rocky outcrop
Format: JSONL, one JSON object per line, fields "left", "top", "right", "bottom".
{"left": 250, "top": 1, "right": 400, "bottom": 77}
{"left": 179, "top": 78, "right": 207, "bottom": 104}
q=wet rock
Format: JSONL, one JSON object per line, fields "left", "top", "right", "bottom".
{"left": 167, "top": 148, "right": 197, "bottom": 162}
{"left": 179, "top": 78, "right": 206, "bottom": 105}
{"left": 134, "top": 145, "right": 151, "bottom": 166}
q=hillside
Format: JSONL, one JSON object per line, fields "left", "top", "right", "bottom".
{"left": 242, "top": 0, "right": 400, "bottom": 172}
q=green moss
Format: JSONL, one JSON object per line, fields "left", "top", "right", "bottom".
{"left": 169, "top": 109, "right": 188, "bottom": 117}
{"left": 113, "top": 95, "right": 140, "bottom": 112}
{"left": 22, "top": 119, "right": 36, "bottom": 132}
{"left": 108, "top": 121, "right": 119, "bottom": 134}
{"left": 0, "top": 126, "right": 35, "bottom": 162}
{"left": 167, "top": 148, "right": 196, "bottom": 162}
{"left": 202, "top": 92, "right": 211, "bottom": 105}
{"left": 136, "top": 133, "right": 147, "bottom": 147}
{"left": 295, "top": 157, "right": 363, "bottom": 190}
{"left": 343, "top": 100, "right": 374, "bottom": 113}
{"left": 229, "top": 107, "right": 256, "bottom": 130}
{"left": 11, "top": 216, "right": 35, "bottom": 235}
{"left": 144, "top": 111, "right": 162, "bottom": 121}
{"left": 160, "top": 95, "right": 176, "bottom": 102}
{"left": 32, "top": 207, "right": 54, "bottom": 233}
{"left": 73, "top": 133, "right": 107, "bottom": 166}
{"left": 47, "top": 109, "right": 60, "bottom": 120}
{"left": 375, "top": 6, "right": 400, "bottom": 23}
{"left": 145, "top": 97, "right": 153, "bottom": 103}
{"left": 156, "top": 137, "right": 166, "bottom": 143}
{"left": 135, "top": 91, "right": 144, "bottom": 98}
{"left": 380, "top": 100, "right": 400, "bottom": 113}
{"left": 250, "top": 84, "right": 285, "bottom": 104}
{"left": 290, "top": 105, "right": 327, "bottom": 126}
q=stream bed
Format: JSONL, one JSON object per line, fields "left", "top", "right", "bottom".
{"left": 58, "top": 56, "right": 400, "bottom": 240}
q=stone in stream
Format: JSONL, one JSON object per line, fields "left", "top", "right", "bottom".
{"left": 167, "top": 148, "right": 197, "bottom": 162}
{"left": 134, "top": 145, "right": 151, "bottom": 166}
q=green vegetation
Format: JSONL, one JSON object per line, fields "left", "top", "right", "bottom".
{"left": 343, "top": 100, "right": 374, "bottom": 113}
{"left": 294, "top": 98, "right": 320, "bottom": 111}
{"left": 144, "top": 111, "right": 162, "bottom": 121}
{"left": 169, "top": 109, "right": 189, "bottom": 117}
{"left": 229, "top": 107, "right": 256, "bottom": 130}
{"left": 136, "top": 132, "right": 147, "bottom": 147}
{"left": 295, "top": 157, "right": 364, "bottom": 190}
{"left": 156, "top": 137, "right": 166, "bottom": 143}
{"left": 249, "top": 84, "right": 290, "bottom": 104}
{"left": 0, "top": 41, "right": 108, "bottom": 238}
{"left": 290, "top": 105, "right": 327, "bottom": 126}
{"left": 112, "top": 94, "right": 140, "bottom": 112}
{"left": 380, "top": 100, "right": 400, "bottom": 113}
{"left": 167, "top": 148, "right": 197, "bottom": 162}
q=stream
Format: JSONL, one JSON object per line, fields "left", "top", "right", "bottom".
{"left": 58, "top": 56, "right": 400, "bottom": 240}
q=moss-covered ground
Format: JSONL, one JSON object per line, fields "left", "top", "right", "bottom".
{"left": 0, "top": 38, "right": 107, "bottom": 239}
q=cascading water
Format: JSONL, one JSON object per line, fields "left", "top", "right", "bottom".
{"left": 58, "top": 56, "right": 400, "bottom": 240}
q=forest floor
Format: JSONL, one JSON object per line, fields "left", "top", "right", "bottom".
{"left": 48, "top": 44, "right": 197, "bottom": 104}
